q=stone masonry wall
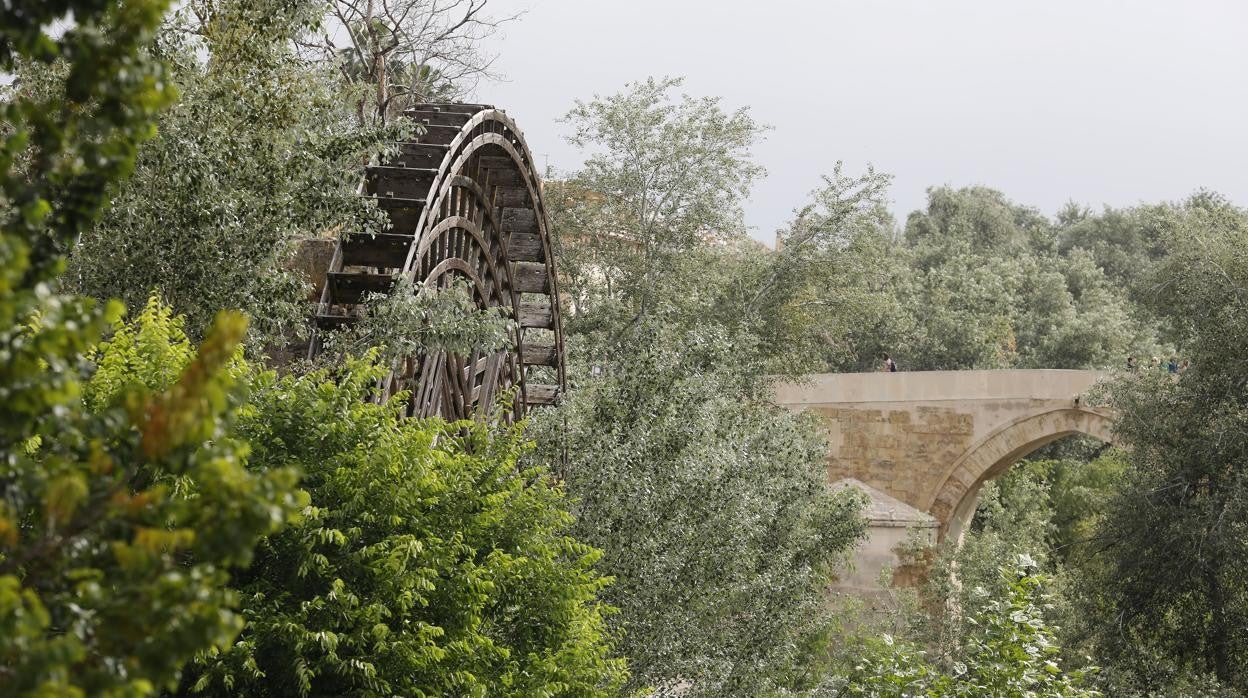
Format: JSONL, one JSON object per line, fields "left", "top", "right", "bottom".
{"left": 813, "top": 405, "right": 975, "bottom": 512}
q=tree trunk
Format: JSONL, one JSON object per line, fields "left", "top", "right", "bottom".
{"left": 1205, "top": 561, "right": 1231, "bottom": 682}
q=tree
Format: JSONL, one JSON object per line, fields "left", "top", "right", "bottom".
{"left": 544, "top": 81, "right": 869, "bottom": 694}
{"left": 529, "top": 319, "right": 866, "bottom": 696}
{"left": 0, "top": 302, "right": 301, "bottom": 696}
{"left": 131, "top": 345, "right": 623, "bottom": 696}
{"left": 64, "top": 0, "right": 403, "bottom": 348}
{"left": 555, "top": 77, "right": 767, "bottom": 344}
{"left": 727, "top": 163, "right": 899, "bottom": 375}
{"left": 741, "top": 183, "right": 1158, "bottom": 375}
{"left": 869, "top": 186, "right": 1151, "bottom": 371}
{"left": 1055, "top": 201, "right": 1170, "bottom": 293}
{"left": 904, "top": 186, "right": 1055, "bottom": 269}
{"left": 316, "top": 276, "right": 513, "bottom": 364}
{"left": 0, "top": 4, "right": 300, "bottom": 694}
{"left": 1070, "top": 196, "right": 1248, "bottom": 692}
{"left": 305, "top": 0, "right": 518, "bottom": 125}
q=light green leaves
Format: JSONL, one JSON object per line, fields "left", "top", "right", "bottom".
{"left": 185, "top": 353, "right": 627, "bottom": 696}
{"left": 0, "top": 3, "right": 297, "bottom": 694}
{"left": 1, "top": 293, "right": 301, "bottom": 695}
{"left": 839, "top": 565, "right": 1099, "bottom": 697}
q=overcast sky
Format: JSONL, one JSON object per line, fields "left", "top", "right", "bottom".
{"left": 475, "top": 0, "right": 1248, "bottom": 244}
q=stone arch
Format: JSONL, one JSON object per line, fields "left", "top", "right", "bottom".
{"left": 925, "top": 407, "right": 1116, "bottom": 543}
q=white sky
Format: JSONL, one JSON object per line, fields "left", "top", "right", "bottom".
{"left": 476, "top": 0, "right": 1248, "bottom": 243}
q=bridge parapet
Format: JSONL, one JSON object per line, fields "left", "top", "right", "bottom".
{"left": 775, "top": 369, "right": 1109, "bottom": 408}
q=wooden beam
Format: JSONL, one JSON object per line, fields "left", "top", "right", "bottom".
{"left": 526, "top": 383, "right": 560, "bottom": 406}
{"left": 393, "top": 142, "right": 448, "bottom": 169}
{"left": 506, "top": 232, "right": 543, "bottom": 262}
{"left": 410, "top": 102, "right": 493, "bottom": 115}
{"left": 511, "top": 261, "right": 549, "bottom": 293}
{"left": 366, "top": 166, "right": 437, "bottom": 200}
{"left": 501, "top": 207, "right": 538, "bottom": 234}
{"left": 521, "top": 342, "right": 558, "bottom": 366}
{"left": 405, "top": 110, "right": 474, "bottom": 128}
{"left": 417, "top": 125, "right": 463, "bottom": 146}
{"left": 341, "top": 232, "right": 413, "bottom": 268}
{"left": 518, "top": 300, "right": 553, "bottom": 329}
{"left": 328, "top": 271, "right": 393, "bottom": 304}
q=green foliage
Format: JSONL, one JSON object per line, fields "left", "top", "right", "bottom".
{"left": 0, "top": 0, "right": 174, "bottom": 448}
{"left": 726, "top": 163, "right": 898, "bottom": 375}
{"left": 0, "top": 1, "right": 172, "bottom": 283}
{"left": 84, "top": 295, "right": 198, "bottom": 411}
{"left": 762, "top": 184, "right": 1161, "bottom": 373}
{"left": 531, "top": 319, "right": 866, "bottom": 696}
{"left": 318, "top": 277, "right": 514, "bottom": 364}
{"left": 547, "top": 77, "right": 874, "bottom": 696}
{"left": 563, "top": 76, "right": 765, "bottom": 252}
{"left": 905, "top": 186, "right": 1053, "bottom": 266}
{"left": 902, "top": 462, "right": 1054, "bottom": 666}
{"left": 1034, "top": 450, "right": 1126, "bottom": 565}
{"left": 894, "top": 445, "right": 1125, "bottom": 672}
{"left": 920, "top": 195, "right": 1248, "bottom": 695}
{"left": 896, "top": 187, "right": 1147, "bottom": 370}
{"left": 838, "top": 562, "right": 1098, "bottom": 697}
{"left": 184, "top": 355, "right": 627, "bottom": 696}
{"left": 0, "top": 4, "right": 297, "bottom": 695}
{"left": 1, "top": 298, "right": 302, "bottom": 695}
{"left": 1068, "top": 196, "right": 1248, "bottom": 691}
{"left": 555, "top": 77, "right": 767, "bottom": 345}
{"left": 836, "top": 635, "right": 938, "bottom": 697}
{"left": 64, "top": 0, "right": 406, "bottom": 347}
{"left": 1056, "top": 201, "right": 1170, "bottom": 293}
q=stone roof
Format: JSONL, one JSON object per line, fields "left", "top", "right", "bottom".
{"left": 831, "top": 478, "right": 939, "bottom": 528}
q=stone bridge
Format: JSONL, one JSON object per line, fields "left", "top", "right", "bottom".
{"left": 774, "top": 370, "right": 1114, "bottom": 591}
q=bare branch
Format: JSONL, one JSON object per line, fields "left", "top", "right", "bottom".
{"left": 317, "top": 0, "right": 518, "bottom": 121}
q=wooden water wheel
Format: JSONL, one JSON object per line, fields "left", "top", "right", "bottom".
{"left": 309, "top": 103, "right": 565, "bottom": 421}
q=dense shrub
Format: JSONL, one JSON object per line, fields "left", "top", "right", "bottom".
{"left": 837, "top": 562, "right": 1098, "bottom": 697}
{"left": 177, "top": 351, "right": 625, "bottom": 696}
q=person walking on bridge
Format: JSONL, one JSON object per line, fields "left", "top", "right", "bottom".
{"left": 883, "top": 353, "right": 898, "bottom": 372}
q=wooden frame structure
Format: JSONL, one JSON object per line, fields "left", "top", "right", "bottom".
{"left": 309, "top": 103, "right": 566, "bottom": 420}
